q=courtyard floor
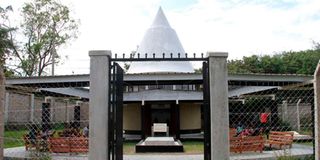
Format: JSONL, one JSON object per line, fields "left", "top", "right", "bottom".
{"left": 4, "top": 143, "right": 313, "bottom": 160}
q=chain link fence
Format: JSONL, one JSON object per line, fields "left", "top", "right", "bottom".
{"left": 2, "top": 83, "right": 89, "bottom": 159}
{"left": 0, "top": 75, "right": 317, "bottom": 160}
{"left": 229, "top": 81, "right": 315, "bottom": 159}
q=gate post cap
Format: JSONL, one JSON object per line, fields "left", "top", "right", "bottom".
{"left": 206, "top": 52, "right": 228, "bottom": 58}
{"left": 89, "top": 50, "right": 112, "bottom": 57}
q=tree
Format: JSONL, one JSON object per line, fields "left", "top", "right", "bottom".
{"left": 312, "top": 40, "right": 320, "bottom": 50}
{"left": 123, "top": 50, "right": 137, "bottom": 72}
{"left": 194, "top": 68, "right": 202, "bottom": 74}
{"left": 124, "top": 63, "right": 130, "bottom": 72}
{"left": 227, "top": 45, "right": 320, "bottom": 75}
{"left": 0, "top": 6, "right": 15, "bottom": 77}
{"left": 10, "top": 0, "right": 79, "bottom": 76}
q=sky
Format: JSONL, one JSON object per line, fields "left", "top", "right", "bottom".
{"left": 1, "top": 0, "right": 320, "bottom": 75}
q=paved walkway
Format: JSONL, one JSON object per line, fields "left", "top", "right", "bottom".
{"left": 4, "top": 144, "right": 313, "bottom": 160}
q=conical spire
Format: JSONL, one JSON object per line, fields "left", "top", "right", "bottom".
{"left": 127, "top": 7, "right": 194, "bottom": 74}
{"left": 151, "top": 7, "right": 171, "bottom": 28}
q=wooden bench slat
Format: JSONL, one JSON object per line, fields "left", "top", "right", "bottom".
{"left": 230, "top": 135, "right": 264, "bottom": 153}
{"left": 48, "top": 137, "right": 89, "bottom": 153}
{"left": 266, "top": 131, "right": 293, "bottom": 149}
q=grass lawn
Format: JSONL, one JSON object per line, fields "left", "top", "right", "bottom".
{"left": 4, "top": 130, "right": 27, "bottom": 148}
{"left": 123, "top": 141, "right": 138, "bottom": 154}
{"left": 123, "top": 140, "right": 204, "bottom": 154}
{"left": 181, "top": 141, "right": 203, "bottom": 154}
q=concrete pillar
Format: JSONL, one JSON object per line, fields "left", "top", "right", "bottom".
{"left": 30, "top": 94, "right": 35, "bottom": 122}
{"left": 0, "top": 68, "right": 5, "bottom": 159}
{"left": 207, "top": 52, "right": 229, "bottom": 160}
{"left": 296, "top": 99, "right": 301, "bottom": 132}
{"left": 89, "top": 50, "right": 111, "bottom": 160}
{"left": 4, "top": 93, "right": 9, "bottom": 123}
{"left": 282, "top": 100, "right": 288, "bottom": 121}
{"left": 314, "top": 62, "right": 320, "bottom": 160}
{"left": 64, "top": 99, "right": 69, "bottom": 123}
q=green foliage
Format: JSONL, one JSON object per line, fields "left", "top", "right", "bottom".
{"left": 194, "top": 68, "right": 202, "bottom": 73}
{"left": 228, "top": 47, "right": 320, "bottom": 75}
{"left": 0, "top": 27, "right": 13, "bottom": 66}
{"left": 0, "top": 6, "right": 14, "bottom": 69}
{"left": 124, "top": 63, "right": 130, "bottom": 72}
{"left": 7, "top": 0, "right": 79, "bottom": 76}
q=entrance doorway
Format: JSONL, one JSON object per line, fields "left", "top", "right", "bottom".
{"left": 151, "top": 104, "right": 170, "bottom": 124}
{"left": 142, "top": 102, "right": 179, "bottom": 138}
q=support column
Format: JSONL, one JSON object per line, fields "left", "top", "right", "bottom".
{"left": 89, "top": 50, "right": 111, "bottom": 160}
{"left": 314, "top": 62, "right": 320, "bottom": 160}
{"left": 0, "top": 68, "right": 5, "bottom": 159}
{"left": 4, "top": 93, "right": 9, "bottom": 123}
{"left": 282, "top": 100, "right": 288, "bottom": 121}
{"left": 141, "top": 103, "right": 146, "bottom": 139}
{"left": 64, "top": 99, "right": 70, "bottom": 123}
{"left": 296, "top": 99, "right": 302, "bottom": 132}
{"left": 30, "top": 94, "right": 35, "bottom": 122}
{"left": 175, "top": 101, "right": 180, "bottom": 139}
{"left": 207, "top": 52, "right": 229, "bottom": 160}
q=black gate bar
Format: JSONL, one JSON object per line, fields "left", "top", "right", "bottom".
{"left": 203, "top": 62, "right": 211, "bottom": 160}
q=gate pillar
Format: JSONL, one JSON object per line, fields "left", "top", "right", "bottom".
{"left": 207, "top": 52, "right": 229, "bottom": 160}
{"left": 89, "top": 50, "right": 112, "bottom": 160}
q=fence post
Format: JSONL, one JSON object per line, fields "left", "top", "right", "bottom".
{"left": 4, "top": 93, "right": 9, "bottom": 123}
{"left": 30, "top": 94, "right": 35, "bottom": 122}
{"left": 207, "top": 52, "right": 229, "bottom": 160}
{"left": 314, "top": 61, "right": 320, "bottom": 160}
{"left": 0, "top": 68, "right": 5, "bottom": 159}
{"left": 89, "top": 50, "right": 111, "bottom": 160}
{"left": 74, "top": 101, "right": 82, "bottom": 128}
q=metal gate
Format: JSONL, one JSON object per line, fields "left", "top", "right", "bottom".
{"left": 202, "top": 62, "right": 211, "bottom": 160}
{"left": 109, "top": 62, "right": 124, "bottom": 160}
{"left": 108, "top": 54, "right": 210, "bottom": 160}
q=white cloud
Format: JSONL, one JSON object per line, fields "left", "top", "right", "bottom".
{"left": 1, "top": 0, "right": 320, "bottom": 74}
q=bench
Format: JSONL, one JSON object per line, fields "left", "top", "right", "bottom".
{"left": 265, "top": 131, "right": 293, "bottom": 149}
{"left": 230, "top": 135, "right": 264, "bottom": 153}
{"left": 69, "top": 137, "right": 89, "bottom": 153}
{"left": 48, "top": 137, "right": 89, "bottom": 153}
{"left": 151, "top": 123, "right": 169, "bottom": 137}
{"left": 23, "top": 134, "right": 38, "bottom": 151}
{"left": 48, "top": 137, "right": 70, "bottom": 153}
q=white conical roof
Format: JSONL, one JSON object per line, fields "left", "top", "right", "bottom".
{"left": 127, "top": 7, "right": 194, "bottom": 74}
